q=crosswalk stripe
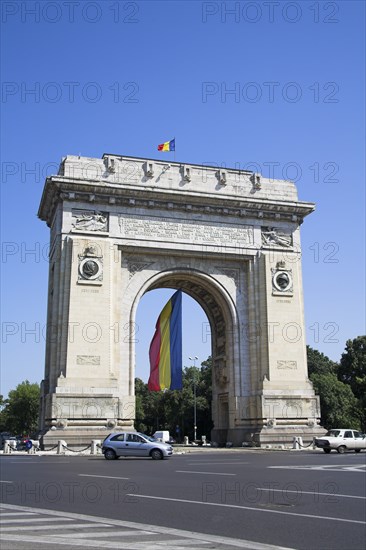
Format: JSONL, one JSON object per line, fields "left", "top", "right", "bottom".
{"left": 49, "top": 530, "right": 156, "bottom": 539}
{"left": 1, "top": 523, "right": 113, "bottom": 532}
{"left": 1, "top": 517, "right": 73, "bottom": 524}
{"left": 0, "top": 512, "right": 38, "bottom": 516}
{"left": 0, "top": 503, "right": 295, "bottom": 549}
{"left": 0, "top": 535, "right": 211, "bottom": 549}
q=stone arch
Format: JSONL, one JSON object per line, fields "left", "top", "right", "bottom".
{"left": 38, "top": 153, "right": 323, "bottom": 447}
{"left": 124, "top": 263, "right": 241, "bottom": 443}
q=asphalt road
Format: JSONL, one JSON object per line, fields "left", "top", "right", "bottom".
{"left": 0, "top": 449, "right": 365, "bottom": 550}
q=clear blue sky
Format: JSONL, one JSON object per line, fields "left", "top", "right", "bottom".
{"left": 1, "top": 1, "right": 365, "bottom": 397}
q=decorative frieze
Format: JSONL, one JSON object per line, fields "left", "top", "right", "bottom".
{"left": 118, "top": 214, "right": 255, "bottom": 248}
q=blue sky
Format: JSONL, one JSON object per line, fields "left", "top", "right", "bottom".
{"left": 1, "top": 0, "right": 365, "bottom": 397}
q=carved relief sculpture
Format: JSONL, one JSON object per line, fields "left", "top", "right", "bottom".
{"left": 72, "top": 211, "right": 108, "bottom": 232}
{"left": 261, "top": 227, "right": 292, "bottom": 248}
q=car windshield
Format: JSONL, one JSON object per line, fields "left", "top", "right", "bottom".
{"left": 325, "top": 430, "right": 341, "bottom": 437}
{"left": 137, "top": 433, "right": 156, "bottom": 442}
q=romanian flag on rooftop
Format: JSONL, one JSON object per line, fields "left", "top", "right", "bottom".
{"left": 148, "top": 290, "right": 182, "bottom": 391}
{"left": 157, "top": 138, "right": 175, "bottom": 152}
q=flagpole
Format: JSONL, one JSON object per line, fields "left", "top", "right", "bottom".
{"left": 174, "top": 136, "right": 176, "bottom": 163}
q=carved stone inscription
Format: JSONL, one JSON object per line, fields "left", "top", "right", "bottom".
{"left": 119, "top": 214, "right": 254, "bottom": 247}
{"left": 277, "top": 360, "right": 297, "bottom": 370}
{"left": 77, "top": 355, "right": 101, "bottom": 366}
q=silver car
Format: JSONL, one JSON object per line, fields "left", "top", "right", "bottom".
{"left": 102, "top": 432, "right": 173, "bottom": 460}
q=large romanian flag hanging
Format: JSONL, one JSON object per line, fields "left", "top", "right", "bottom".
{"left": 157, "top": 138, "right": 175, "bottom": 152}
{"left": 148, "top": 290, "right": 182, "bottom": 391}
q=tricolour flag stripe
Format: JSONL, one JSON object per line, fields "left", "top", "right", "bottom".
{"left": 148, "top": 290, "right": 182, "bottom": 391}
{"left": 157, "top": 138, "right": 175, "bottom": 152}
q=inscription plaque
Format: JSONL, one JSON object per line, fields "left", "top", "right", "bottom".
{"left": 119, "top": 214, "right": 254, "bottom": 247}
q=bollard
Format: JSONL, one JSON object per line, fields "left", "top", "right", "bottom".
{"left": 298, "top": 437, "right": 303, "bottom": 448}
{"left": 4, "top": 440, "right": 10, "bottom": 454}
{"left": 91, "top": 440, "right": 101, "bottom": 455}
{"left": 32, "top": 440, "right": 40, "bottom": 452}
{"left": 183, "top": 436, "right": 189, "bottom": 445}
{"left": 57, "top": 440, "right": 67, "bottom": 454}
{"left": 8, "top": 440, "right": 17, "bottom": 452}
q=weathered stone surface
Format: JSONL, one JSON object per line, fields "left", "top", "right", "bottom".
{"left": 38, "top": 154, "right": 321, "bottom": 447}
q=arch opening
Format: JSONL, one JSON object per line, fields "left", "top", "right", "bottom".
{"left": 130, "top": 268, "right": 240, "bottom": 444}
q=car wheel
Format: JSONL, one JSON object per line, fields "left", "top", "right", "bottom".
{"left": 355, "top": 449, "right": 361, "bottom": 453}
{"left": 323, "top": 448, "right": 331, "bottom": 454}
{"left": 151, "top": 449, "right": 164, "bottom": 460}
{"left": 337, "top": 446, "right": 346, "bottom": 454}
{"left": 104, "top": 448, "right": 117, "bottom": 460}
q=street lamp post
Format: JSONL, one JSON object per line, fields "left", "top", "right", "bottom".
{"left": 189, "top": 356, "right": 199, "bottom": 441}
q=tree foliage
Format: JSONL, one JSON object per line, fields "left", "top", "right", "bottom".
{"left": 310, "top": 373, "right": 360, "bottom": 430}
{"left": 135, "top": 357, "right": 213, "bottom": 440}
{"left": 307, "top": 341, "right": 365, "bottom": 431}
{"left": 338, "top": 336, "right": 366, "bottom": 399}
{"left": 0, "top": 381, "right": 40, "bottom": 435}
{"left": 306, "top": 345, "right": 338, "bottom": 377}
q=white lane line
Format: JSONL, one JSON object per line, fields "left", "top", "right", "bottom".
{"left": 1, "top": 523, "right": 113, "bottom": 532}
{"left": 0, "top": 480, "right": 13, "bottom": 483}
{"left": 188, "top": 462, "right": 248, "bottom": 465}
{"left": 2, "top": 517, "right": 73, "bottom": 524}
{"left": 0, "top": 503, "right": 294, "bottom": 549}
{"left": 259, "top": 488, "right": 366, "bottom": 500}
{"left": 127, "top": 493, "right": 366, "bottom": 525}
{"left": 0, "top": 533, "right": 292, "bottom": 550}
{"left": 176, "top": 470, "right": 236, "bottom": 476}
{"left": 50, "top": 530, "right": 156, "bottom": 539}
{"left": 0, "top": 512, "right": 38, "bottom": 516}
{"left": 2, "top": 535, "right": 210, "bottom": 550}
{"left": 268, "top": 465, "right": 366, "bottom": 472}
{"left": 78, "top": 474, "right": 130, "bottom": 480}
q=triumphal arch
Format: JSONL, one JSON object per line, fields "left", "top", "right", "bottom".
{"left": 38, "top": 154, "right": 323, "bottom": 446}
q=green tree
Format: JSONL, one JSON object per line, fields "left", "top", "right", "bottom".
{"left": 306, "top": 345, "right": 338, "bottom": 377}
{"left": 310, "top": 373, "right": 360, "bottom": 430}
{"left": 338, "top": 336, "right": 366, "bottom": 430}
{"left": 338, "top": 336, "right": 366, "bottom": 399}
{"left": 134, "top": 356, "right": 213, "bottom": 441}
{"left": 0, "top": 381, "right": 40, "bottom": 435}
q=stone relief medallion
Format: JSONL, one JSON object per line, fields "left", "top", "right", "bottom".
{"left": 79, "top": 258, "right": 103, "bottom": 281}
{"left": 271, "top": 268, "right": 293, "bottom": 294}
{"left": 78, "top": 246, "right": 103, "bottom": 283}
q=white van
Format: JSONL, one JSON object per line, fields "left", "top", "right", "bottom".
{"left": 153, "top": 431, "right": 170, "bottom": 443}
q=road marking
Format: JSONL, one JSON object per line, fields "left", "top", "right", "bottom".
{"left": 78, "top": 474, "right": 130, "bottom": 480}
{"left": 0, "top": 512, "right": 38, "bottom": 516}
{"left": 1, "top": 523, "right": 114, "bottom": 532}
{"left": 176, "top": 470, "right": 236, "bottom": 476}
{"left": 268, "top": 464, "right": 366, "bottom": 472}
{"left": 0, "top": 503, "right": 294, "bottom": 549}
{"left": 2, "top": 517, "right": 73, "bottom": 524}
{"left": 0, "top": 480, "right": 13, "bottom": 483}
{"left": 50, "top": 530, "right": 156, "bottom": 538}
{"left": 259, "top": 488, "right": 366, "bottom": 500}
{"left": 0, "top": 534, "right": 213, "bottom": 549}
{"left": 127, "top": 493, "right": 366, "bottom": 525}
{"left": 188, "top": 462, "right": 248, "bottom": 465}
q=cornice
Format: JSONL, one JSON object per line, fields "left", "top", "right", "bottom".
{"left": 38, "top": 176, "right": 315, "bottom": 227}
